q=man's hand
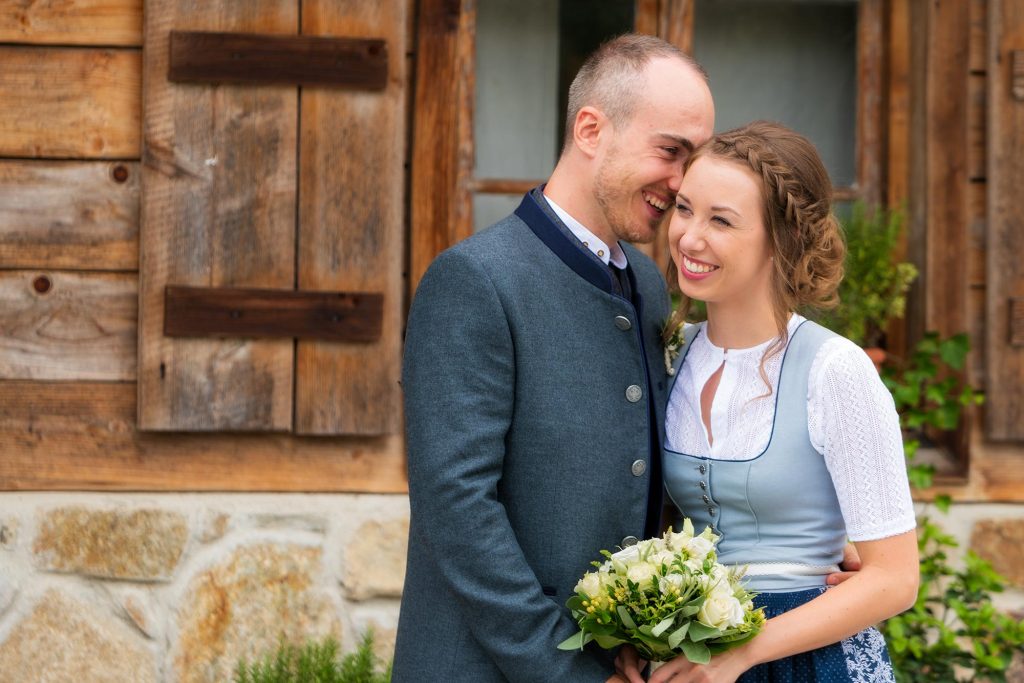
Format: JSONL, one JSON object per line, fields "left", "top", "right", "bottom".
{"left": 827, "top": 542, "right": 863, "bottom": 585}
{"left": 614, "top": 645, "right": 648, "bottom": 683}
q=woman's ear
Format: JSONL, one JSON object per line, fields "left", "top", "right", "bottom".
{"left": 572, "top": 106, "right": 607, "bottom": 159}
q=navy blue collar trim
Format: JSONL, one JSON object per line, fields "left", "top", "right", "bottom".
{"left": 514, "top": 187, "right": 617, "bottom": 295}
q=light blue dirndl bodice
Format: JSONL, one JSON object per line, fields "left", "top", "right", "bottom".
{"left": 664, "top": 320, "right": 847, "bottom": 592}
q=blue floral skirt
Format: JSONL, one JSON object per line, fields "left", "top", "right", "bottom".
{"left": 737, "top": 587, "right": 896, "bottom": 683}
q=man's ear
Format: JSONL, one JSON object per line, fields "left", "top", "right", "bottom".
{"left": 572, "top": 105, "right": 608, "bottom": 159}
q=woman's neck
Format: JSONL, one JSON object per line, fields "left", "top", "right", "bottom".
{"left": 705, "top": 300, "right": 787, "bottom": 350}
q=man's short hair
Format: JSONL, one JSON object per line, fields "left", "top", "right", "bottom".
{"left": 563, "top": 34, "right": 707, "bottom": 150}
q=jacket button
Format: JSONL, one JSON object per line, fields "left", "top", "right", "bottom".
{"left": 625, "top": 385, "right": 643, "bottom": 402}
{"left": 698, "top": 481, "right": 707, "bottom": 490}
{"left": 702, "top": 494, "right": 711, "bottom": 504}
{"left": 698, "top": 464, "right": 707, "bottom": 474}
{"left": 631, "top": 459, "right": 647, "bottom": 477}
{"left": 621, "top": 535, "right": 639, "bottom": 547}
{"left": 614, "top": 315, "right": 632, "bottom": 331}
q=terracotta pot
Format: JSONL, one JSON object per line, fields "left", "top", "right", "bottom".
{"left": 863, "top": 347, "right": 886, "bottom": 373}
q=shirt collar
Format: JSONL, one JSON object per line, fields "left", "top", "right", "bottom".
{"left": 542, "top": 195, "right": 628, "bottom": 269}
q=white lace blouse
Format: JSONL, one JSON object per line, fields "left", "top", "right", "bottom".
{"left": 664, "top": 314, "right": 917, "bottom": 542}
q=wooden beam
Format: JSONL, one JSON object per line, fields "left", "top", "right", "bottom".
{"left": 0, "top": 0, "right": 143, "bottom": 47}
{"left": 138, "top": 0, "right": 298, "bottom": 432}
{"left": 0, "top": 381, "right": 407, "bottom": 493}
{"left": 409, "top": 0, "right": 476, "bottom": 292}
{"left": 469, "top": 178, "right": 542, "bottom": 194}
{"left": 857, "top": 0, "right": 886, "bottom": 208}
{"left": 168, "top": 31, "right": 388, "bottom": 89}
{"left": 0, "top": 46, "right": 140, "bottom": 158}
{"left": 986, "top": 0, "right": 1024, "bottom": 439}
{"left": 294, "top": 0, "right": 409, "bottom": 436}
{"left": 164, "top": 286, "right": 383, "bottom": 342}
{"left": 0, "top": 271, "right": 136, "bottom": 381}
{"left": 0, "top": 161, "right": 139, "bottom": 271}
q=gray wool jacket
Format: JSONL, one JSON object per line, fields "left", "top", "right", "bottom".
{"left": 393, "top": 189, "right": 671, "bottom": 682}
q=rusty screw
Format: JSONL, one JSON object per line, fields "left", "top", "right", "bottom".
{"left": 33, "top": 275, "right": 52, "bottom": 294}
{"left": 111, "top": 164, "right": 129, "bottom": 183}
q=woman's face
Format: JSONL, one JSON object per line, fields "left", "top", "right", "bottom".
{"left": 667, "top": 155, "right": 774, "bottom": 310}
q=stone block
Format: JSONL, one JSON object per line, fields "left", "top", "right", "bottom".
{"left": 343, "top": 517, "right": 409, "bottom": 600}
{"left": 0, "top": 589, "right": 156, "bottom": 682}
{"left": 33, "top": 506, "right": 188, "bottom": 581}
{"left": 970, "top": 518, "right": 1024, "bottom": 587}
{"left": 173, "top": 542, "right": 341, "bottom": 683}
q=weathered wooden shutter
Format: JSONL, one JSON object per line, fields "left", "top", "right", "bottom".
{"left": 139, "top": 0, "right": 406, "bottom": 434}
{"left": 987, "top": 0, "right": 1024, "bottom": 440}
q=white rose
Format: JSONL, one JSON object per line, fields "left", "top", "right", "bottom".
{"left": 659, "top": 572, "right": 684, "bottom": 594}
{"left": 650, "top": 549, "right": 675, "bottom": 567}
{"left": 687, "top": 536, "right": 714, "bottom": 562}
{"left": 611, "top": 545, "right": 641, "bottom": 563}
{"left": 575, "top": 571, "right": 604, "bottom": 598}
{"left": 627, "top": 562, "right": 659, "bottom": 589}
{"left": 698, "top": 591, "right": 746, "bottom": 630}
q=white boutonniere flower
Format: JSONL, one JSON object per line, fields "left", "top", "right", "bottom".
{"left": 663, "top": 320, "right": 687, "bottom": 376}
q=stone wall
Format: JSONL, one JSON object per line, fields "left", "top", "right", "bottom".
{"left": 0, "top": 493, "right": 408, "bottom": 682}
{"left": 1, "top": 493, "right": 1022, "bottom": 682}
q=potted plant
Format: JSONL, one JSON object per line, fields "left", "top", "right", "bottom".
{"left": 815, "top": 203, "right": 918, "bottom": 368}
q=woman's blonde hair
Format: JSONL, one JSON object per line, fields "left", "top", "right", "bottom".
{"left": 664, "top": 121, "right": 846, "bottom": 389}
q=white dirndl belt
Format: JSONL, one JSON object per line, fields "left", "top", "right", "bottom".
{"left": 739, "top": 562, "right": 841, "bottom": 577}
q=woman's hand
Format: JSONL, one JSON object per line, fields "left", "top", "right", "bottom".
{"left": 646, "top": 648, "right": 749, "bottom": 683}
{"left": 614, "top": 645, "right": 648, "bottom": 683}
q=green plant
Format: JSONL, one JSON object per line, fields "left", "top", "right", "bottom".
{"left": 878, "top": 333, "right": 1024, "bottom": 681}
{"left": 234, "top": 631, "right": 392, "bottom": 683}
{"left": 817, "top": 203, "right": 918, "bottom": 347}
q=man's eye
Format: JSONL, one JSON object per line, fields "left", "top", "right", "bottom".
{"left": 661, "top": 146, "right": 679, "bottom": 155}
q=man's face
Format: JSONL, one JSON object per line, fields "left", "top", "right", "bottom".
{"left": 593, "top": 58, "right": 715, "bottom": 245}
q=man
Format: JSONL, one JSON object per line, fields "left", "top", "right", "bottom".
{"left": 393, "top": 35, "right": 715, "bottom": 682}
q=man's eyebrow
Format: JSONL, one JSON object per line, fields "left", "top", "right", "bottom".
{"left": 654, "top": 133, "right": 695, "bottom": 153}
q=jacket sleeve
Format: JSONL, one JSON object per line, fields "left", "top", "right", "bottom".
{"left": 402, "top": 248, "right": 610, "bottom": 682}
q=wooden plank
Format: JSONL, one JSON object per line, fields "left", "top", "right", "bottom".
{"left": 0, "top": 381, "right": 407, "bottom": 492}
{"left": 633, "top": 0, "right": 659, "bottom": 36}
{"left": 925, "top": 0, "right": 970, "bottom": 340}
{"left": 969, "top": 284, "right": 987, "bottom": 388}
{"left": 969, "top": 72, "right": 988, "bottom": 180}
{"left": 0, "top": 0, "right": 142, "bottom": 46}
{"left": 986, "top": 0, "right": 1024, "bottom": 439}
{"left": 971, "top": 0, "right": 989, "bottom": 73}
{"left": 164, "top": 286, "right": 383, "bottom": 342}
{"left": 659, "top": 0, "right": 694, "bottom": 56}
{"left": 470, "top": 178, "right": 542, "bottom": 194}
{"left": 0, "top": 161, "right": 139, "bottom": 271}
{"left": 0, "top": 46, "right": 140, "bottom": 158}
{"left": 0, "top": 271, "right": 135, "bottom": 381}
{"left": 409, "top": 0, "right": 475, "bottom": 292}
{"left": 168, "top": 31, "right": 388, "bottom": 89}
{"left": 138, "top": 1, "right": 298, "bottom": 432}
{"left": 885, "top": 0, "right": 912, "bottom": 357}
{"left": 969, "top": 180, "right": 987, "bottom": 287}
{"left": 295, "top": 0, "right": 409, "bottom": 435}
{"left": 856, "top": 0, "right": 885, "bottom": 208}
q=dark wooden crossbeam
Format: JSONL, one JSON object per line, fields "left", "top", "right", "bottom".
{"left": 164, "top": 286, "right": 383, "bottom": 342}
{"left": 168, "top": 31, "right": 388, "bottom": 89}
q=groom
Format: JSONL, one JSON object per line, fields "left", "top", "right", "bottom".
{"left": 393, "top": 35, "right": 715, "bottom": 682}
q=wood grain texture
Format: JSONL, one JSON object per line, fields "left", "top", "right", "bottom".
{"left": 0, "top": 46, "right": 140, "bottom": 158}
{"left": 925, "top": 0, "right": 970, "bottom": 340}
{"left": 969, "top": 72, "right": 988, "bottom": 180}
{"left": 0, "top": 161, "right": 139, "bottom": 270}
{"left": 164, "top": 286, "right": 383, "bottom": 342}
{"left": 971, "top": 0, "right": 989, "bottom": 73}
{"left": 295, "top": 0, "right": 409, "bottom": 435}
{"left": 0, "top": 271, "right": 135, "bottom": 380}
{"left": 856, "top": 0, "right": 885, "bottom": 208}
{"left": 633, "top": 0, "right": 659, "bottom": 36}
{"left": 0, "top": 0, "right": 142, "bottom": 46}
{"left": 138, "top": 1, "right": 298, "bottom": 431}
{"left": 168, "top": 31, "right": 388, "bottom": 88}
{"left": 986, "top": 0, "right": 1024, "bottom": 439}
{"left": 409, "top": 0, "right": 475, "bottom": 293}
{"left": 0, "top": 381, "right": 407, "bottom": 492}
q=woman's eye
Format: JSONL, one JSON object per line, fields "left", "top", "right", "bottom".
{"left": 712, "top": 215, "right": 732, "bottom": 227}
{"left": 675, "top": 203, "right": 691, "bottom": 214}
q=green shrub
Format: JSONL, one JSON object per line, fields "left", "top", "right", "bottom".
{"left": 234, "top": 631, "right": 392, "bottom": 683}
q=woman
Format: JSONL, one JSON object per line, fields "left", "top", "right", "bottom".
{"left": 618, "top": 121, "right": 919, "bottom": 682}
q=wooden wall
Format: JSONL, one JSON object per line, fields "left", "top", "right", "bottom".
{"left": 0, "top": 1, "right": 406, "bottom": 492}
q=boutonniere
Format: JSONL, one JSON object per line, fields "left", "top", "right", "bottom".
{"left": 663, "top": 319, "right": 686, "bottom": 376}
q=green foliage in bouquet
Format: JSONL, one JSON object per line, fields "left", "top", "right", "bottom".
{"left": 233, "top": 631, "right": 392, "bottom": 683}
{"left": 558, "top": 521, "right": 765, "bottom": 665}
{"left": 816, "top": 202, "right": 917, "bottom": 347}
{"left": 877, "top": 332, "right": 1024, "bottom": 681}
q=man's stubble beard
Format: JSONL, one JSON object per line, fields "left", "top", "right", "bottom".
{"left": 593, "top": 153, "right": 663, "bottom": 246}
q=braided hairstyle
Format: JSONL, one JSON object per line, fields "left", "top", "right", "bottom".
{"left": 664, "top": 121, "right": 846, "bottom": 390}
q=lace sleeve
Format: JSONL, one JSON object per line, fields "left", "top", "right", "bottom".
{"left": 807, "top": 337, "right": 917, "bottom": 541}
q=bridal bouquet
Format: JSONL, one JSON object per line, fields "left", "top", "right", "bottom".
{"left": 557, "top": 520, "right": 765, "bottom": 664}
